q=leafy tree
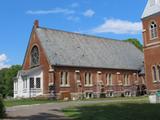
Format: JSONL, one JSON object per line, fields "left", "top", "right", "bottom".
{"left": 0, "top": 65, "right": 21, "bottom": 98}
{"left": 124, "top": 38, "right": 143, "bottom": 51}
{"left": 0, "top": 97, "right": 5, "bottom": 118}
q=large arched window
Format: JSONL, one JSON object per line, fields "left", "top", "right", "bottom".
{"left": 31, "top": 46, "right": 39, "bottom": 66}
{"left": 152, "top": 66, "right": 157, "bottom": 82}
{"left": 150, "top": 21, "right": 158, "bottom": 39}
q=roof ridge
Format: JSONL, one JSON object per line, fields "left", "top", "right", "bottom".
{"left": 37, "top": 26, "right": 128, "bottom": 44}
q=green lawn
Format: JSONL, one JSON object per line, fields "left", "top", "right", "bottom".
{"left": 63, "top": 98, "right": 160, "bottom": 120}
{"left": 4, "top": 98, "right": 57, "bottom": 107}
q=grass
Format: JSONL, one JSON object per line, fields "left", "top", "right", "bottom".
{"left": 63, "top": 97, "right": 160, "bottom": 120}
{"left": 4, "top": 96, "right": 147, "bottom": 107}
{"left": 82, "top": 96, "right": 148, "bottom": 101}
{"left": 4, "top": 98, "right": 57, "bottom": 107}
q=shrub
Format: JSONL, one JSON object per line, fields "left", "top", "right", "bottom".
{"left": 0, "top": 97, "right": 5, "bottom": 118}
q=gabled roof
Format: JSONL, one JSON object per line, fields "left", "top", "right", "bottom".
{"left": 142, "top": 0, "right": 160, "bottom": 19}
{"left": 35, "top": 27, "right": 143, "bottom": 70}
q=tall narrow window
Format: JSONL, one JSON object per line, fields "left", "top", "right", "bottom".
{"left": 31, "top": 46, "right": 39, "bottom": 66}
{"left": 157, "top": 65, "right": 160, "bottom": 81}
{"left": 60, "top": 72, "right": 69, "bottom": 86}
{"left": 84, "top": 72, "right": 92, "bottom": 86}
{"left": 124, "top": 74, "right": 130, "bottom": 86}
{"left": 36, "top": 78, "right": 41, "bottom": 88}
{"left": 152, "top": 66, "right": 157, "bottom": 82}
{"left": 150, "top": 21, "right": 158, "bottom": 39}
{"left": 107, "top": 74, "right": 112, "bottom": 86}
{"left": 22, "top": 76, "right": 27, "bottom": 89}
{"left": 30, "top": 78, "right": 34, "bottom": 88}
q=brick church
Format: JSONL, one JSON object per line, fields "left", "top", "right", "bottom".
{"left": 142, "top": 0, "right": 160, "bottom": 94}
{"left": 14, "top": 1, "right": 156, "bottom": 99}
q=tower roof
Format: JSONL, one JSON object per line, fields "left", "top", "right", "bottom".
{"left": 142, "top": 0, "right": 160, "bottom": 19}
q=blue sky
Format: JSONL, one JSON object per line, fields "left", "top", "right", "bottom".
{"left": 0, "top": 0, "right": 147, "bottom": 68}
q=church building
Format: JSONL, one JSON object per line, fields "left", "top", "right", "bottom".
{"left": 14, "top": 20, "right": 145, "bottom": 99}
{"left": 142, "top": 0, "right": 160, "bottom": 94}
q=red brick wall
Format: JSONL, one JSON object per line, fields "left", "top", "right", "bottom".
{"left": 142, "top": 15, "right": 160, "bottom": 47}
{"left": 22, "top": 28, "right": 50, "bottom": 94}
{"left": 54, "top": 66, "right": 143, "bottom": 94}
{"left": 142, "top": 15, "right": 160, "bottom": 93}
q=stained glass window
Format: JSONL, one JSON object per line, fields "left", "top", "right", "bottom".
{"left": 31, "top": 46, "right": 39, "bottom": 66}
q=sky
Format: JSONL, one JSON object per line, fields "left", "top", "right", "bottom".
{"left": 0, "top": 0, "right": 147, "bottom": 69}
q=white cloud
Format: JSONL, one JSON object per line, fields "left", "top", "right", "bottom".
{"left": 83, "top": 9, "right": 95, "bottom": 17}
{"left": 70, "top": 3, "right": 79, "bottom": 8}
{"left": 0, "top": 54, "right": 10, "bottom": 69}
{"left": 26, "top": 8, "right": 75, "bottom": 15}
{"left": 93, "top": 19, "right": 142, "bottom": 34}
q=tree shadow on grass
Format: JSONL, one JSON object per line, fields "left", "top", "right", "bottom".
{"left": 63, "top": 103, "right": 160, "bottom": 120}
{"left": 5, "top": 112, "right": 71, "bottom": 120}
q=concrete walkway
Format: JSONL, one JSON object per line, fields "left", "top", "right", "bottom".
{"left": 4, "top": 99, "right": 145, "bottom": 120}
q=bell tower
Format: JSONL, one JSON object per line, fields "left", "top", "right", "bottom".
{"left": 142, "top": 0, "right": 160, "bottom": 93}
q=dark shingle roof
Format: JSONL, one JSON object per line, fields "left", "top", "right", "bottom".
{"left": 36, "top": 27, "right": 144, "bottom": 70}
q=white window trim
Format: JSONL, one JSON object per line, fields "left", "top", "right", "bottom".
{"left": 152, "top": 65, "right": 158, "bottom": 83}
{"left": 60, "top": 72, "right": 70, "bottom": 87}
{"left": 149, "top": 21, "right": 158, "bottom": 40}
{"left": 22, "top": 76, "right": 27, "bottom": 89}
{"left": 157, "top": 65, "right": 160, "bottom": 81}
{"left": 107, "top": 73, "right": 113, "bottom": 86}
{"left": 29, "top": 77, "right": 42, "bottom": 89}
{"left": 124, "top": 74, "right": 130, "bottom": 86}
{"left": 84, "top": 72, "right": 93, "bottom": 87}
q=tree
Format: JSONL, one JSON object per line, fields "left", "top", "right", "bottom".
{"left": 0, "top": 97, "right": 5, "bottom": 118}
{"left": 0, "top": 65, "right": 21, "bottom": 98}
{"left": 124, "top": 38, "right": 143, "bottom": 51}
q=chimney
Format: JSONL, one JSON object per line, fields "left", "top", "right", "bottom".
{"left": 34, "top": 20, "right": 39, "bottom": 28}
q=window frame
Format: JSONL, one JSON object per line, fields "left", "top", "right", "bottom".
{"left": 152, "top": 65, "right": 158, "bottom": 82}
{"left": 22, "top": 76, "right": 27, "bottom": 89}
{"left": 84, "top": 72, "right": 93, "bottom": 87}
{"left": 157, "top": 65, "right": 160, "bottom": 82}
{"left": 36, "top": 77, "right": 41, "bottom": 88}
{"left": 124, "top": 74, "right": 130, "bottom": 86}
{"left": 106, "top": 73, "right": 112, "bottom": 86}
{"left": 60, "top": 71, "right": 70, "bottom": 87}
{"left": 30, "top": 45, "right": 40, "bottom": 67}
{"left": 149, "top": 21, "right": 158, "bottom": 40}
{"left": 30, "top": 77, "right": 34, "bottom": 89}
